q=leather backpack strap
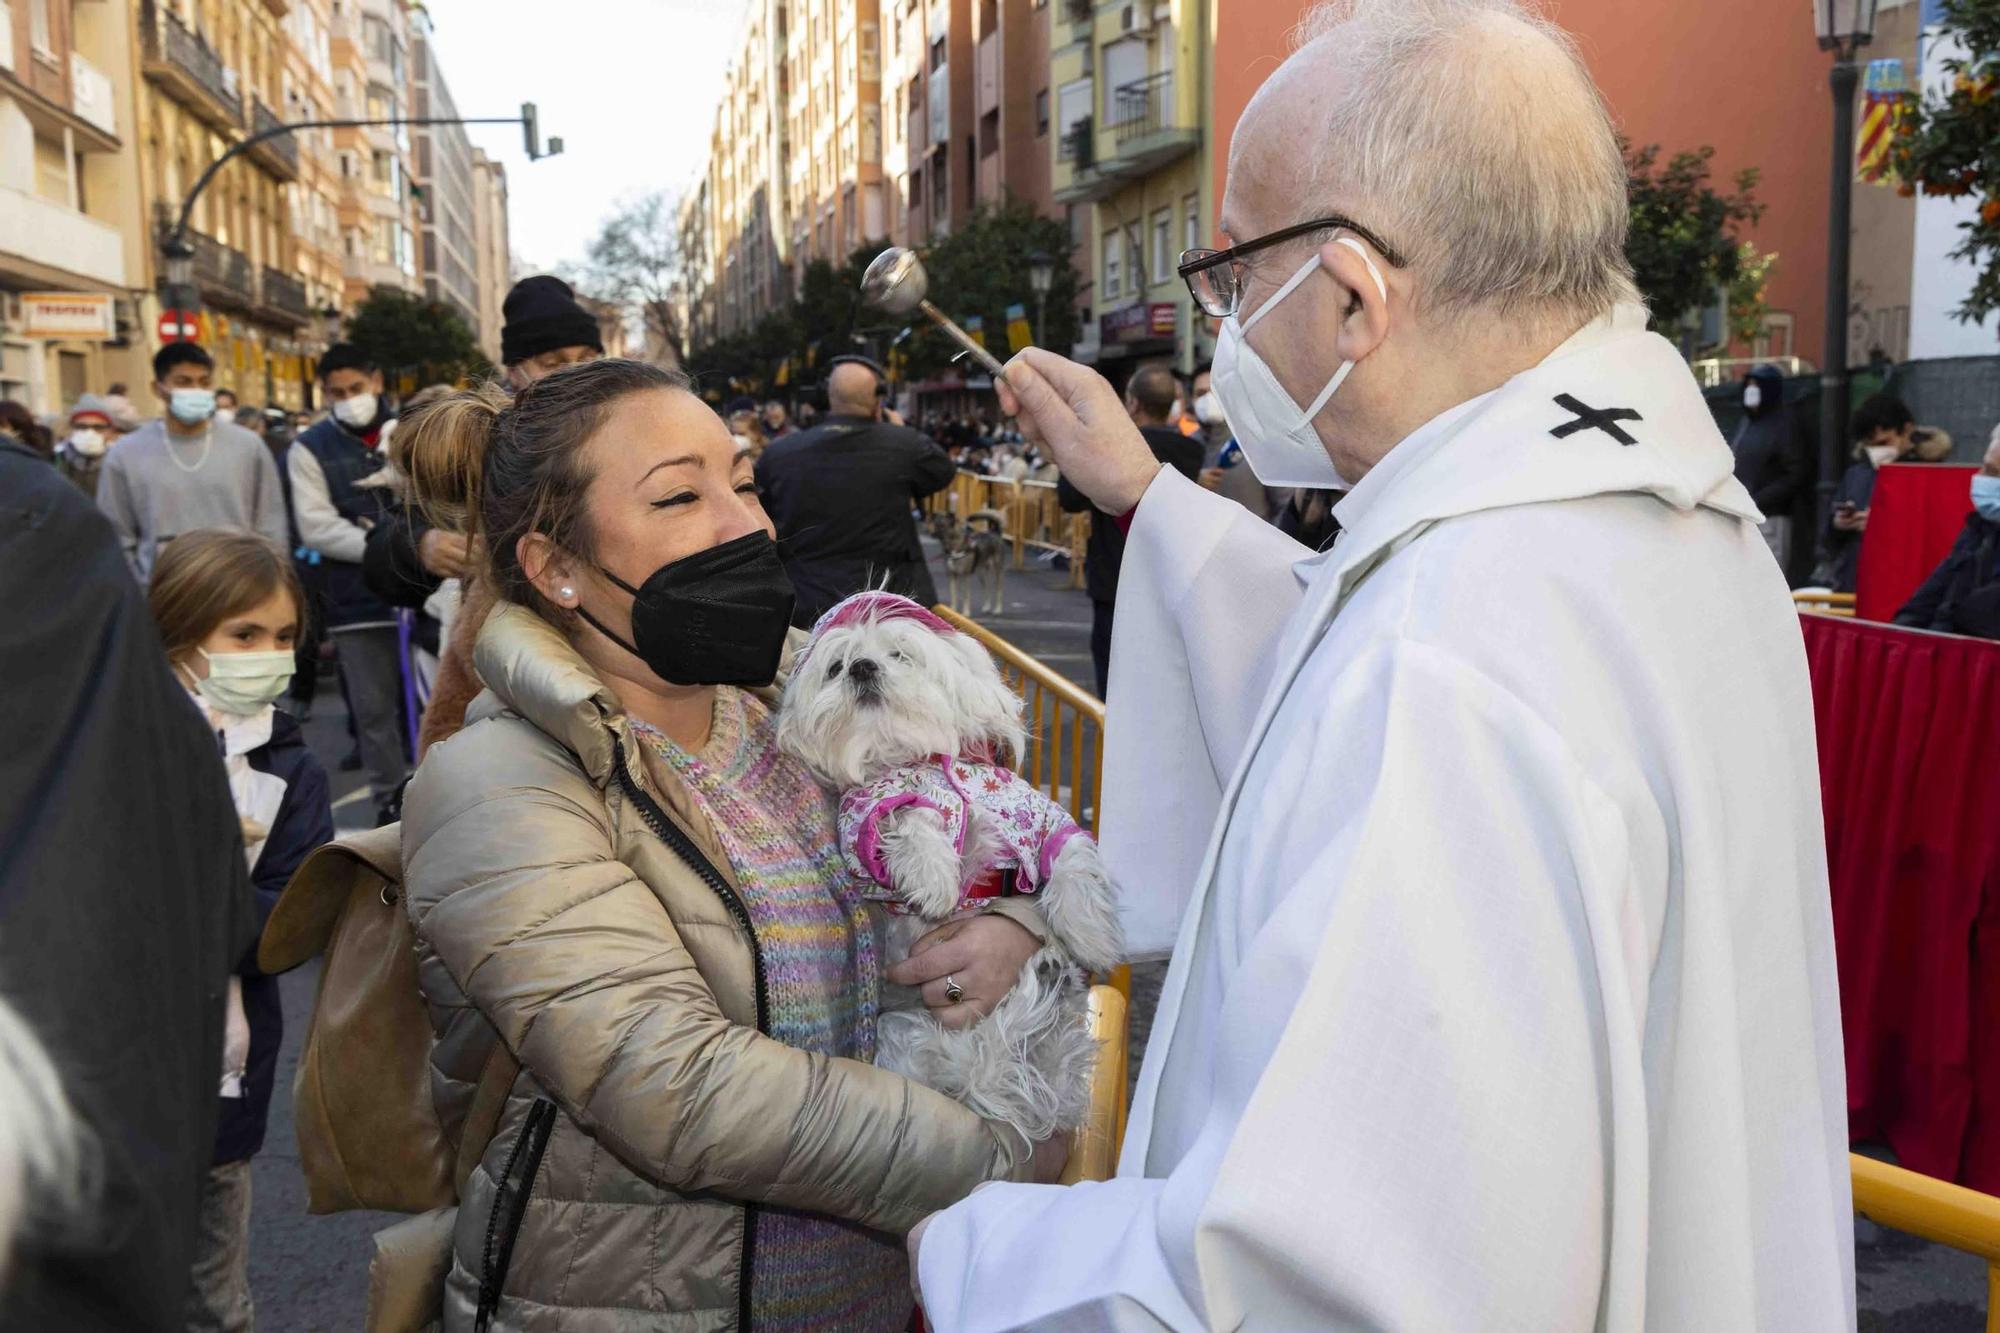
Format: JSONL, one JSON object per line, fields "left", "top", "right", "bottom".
{"left": 453, "top": 1039, "right": 523, "bottom": 1198}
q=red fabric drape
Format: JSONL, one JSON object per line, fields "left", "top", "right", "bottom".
{"left": 1803, "top": 613, "right": 2000, "bottom": 1186}
{"left": 1855, "top": 463, "right": 1979, "bottom": 622}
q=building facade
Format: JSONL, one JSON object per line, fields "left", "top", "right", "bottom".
{"left": 0, "top": 0, "right": 150, "bottom": 413}
{"left": 410, "top": 8, "right": 479, "bottom": 334}
{"left": 330, "top": 0, "right": 418, "bottom": 308}
{"left": 469, "top": 146, "right": 509, "bottom": 362}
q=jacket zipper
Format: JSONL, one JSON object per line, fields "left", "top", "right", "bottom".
{"left": 610, "top": 736, "right": 768, "bottom": 1330}
{"left": 475, "top": 1096, "right": 558, "bottom": 1333}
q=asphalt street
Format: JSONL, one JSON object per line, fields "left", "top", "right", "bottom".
{"left": 246, "top": 539, "right": 1978, "bottom": 1330}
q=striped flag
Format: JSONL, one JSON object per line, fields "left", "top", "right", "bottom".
{"left": 963, "top": 315, "right": 985, "bottom": 349}
{"left": 1857, "top": 58, "right": 1908, "bottom": 185}
{"left": 1006, "top": 302, "right": 1033, "bottom": 353}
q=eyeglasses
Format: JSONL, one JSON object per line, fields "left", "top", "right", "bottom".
{"left": 1178, "top": 214, "right": 1407, "bottom": 319}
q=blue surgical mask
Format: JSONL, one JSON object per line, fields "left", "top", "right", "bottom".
{"left": 1973, "top": 474, "right": 2000, "bottom": 523}
{"left": 169, "top": 388, "right": 217, "bottom": 425}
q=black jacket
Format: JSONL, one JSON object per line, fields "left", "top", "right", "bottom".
{"left": 1728, "top": 366, "right": 1802, "bottom": 514}
{"left": 1059, "top": 425, "right": 1205, "bottom": 603}
{"left": 0, "top": 438, "right": 255, "bottom": 1332}
{"left": 214, "top": 708, "right": 333, "bottom": 1164}
{"left": 362, "top": 504, "right": 444, "bottom": 656}
{"left": 1893, "top": 512, "right": 2000, "bottom": 640}
{"left": 1820, "top": 459, "right": 1881, "bottom": 594}
{"left": 755, "top": 413, "right": 957, "bottom": 625}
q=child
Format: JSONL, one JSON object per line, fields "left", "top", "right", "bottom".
{"left": 148, "top": 529, "right": 333, "bottom": 1331}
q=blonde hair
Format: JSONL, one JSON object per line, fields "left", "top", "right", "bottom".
{"left": 147, "top": 529, "right": 304, "bottom": 660}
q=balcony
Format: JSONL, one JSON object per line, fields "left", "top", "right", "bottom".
{"left": 258, "top": 266, "right": 310, "bottom": 327}
{"left": 156, "top": 207, "right": 256, "bottom": 311}
{"left": 140, "top": 3, "right": 243, "bottom": 133}
{"left": 0, "top": 186, "right": 126, "bottom": 288}
{"left": 1109, "top": 71, "right": 1197, "bottom": 167}
{"left": 248, "top": 99, "right": 301, "bottom": 181}
{"left": 69, "top": 53, "right": 118, "bottom": 139}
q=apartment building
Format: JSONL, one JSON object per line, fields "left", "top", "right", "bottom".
{"left": 469, "top": 146, "right": 509, "bottom": 362}
{"left": 329, "top": 0, "right": 417, "bottom": 308}
{"left": 0, "top": 0, "right": 150, "bottom": 411}
{"left": 1052, "top": 0, "right": 1205, "bottom": 376}
{"left": 410, "top": 8, "right": 478, "bottom": 330}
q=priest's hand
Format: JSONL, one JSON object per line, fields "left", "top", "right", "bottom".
{"left": 887, "top": 913, "right": 1040, "bottom": 1029}
{"left": 997, "top": 348, "right": 1162, "bottom": 515}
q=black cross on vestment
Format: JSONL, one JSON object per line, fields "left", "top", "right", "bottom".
{"left": 1548, "top": 393, "right": 1643, "bottom": 446}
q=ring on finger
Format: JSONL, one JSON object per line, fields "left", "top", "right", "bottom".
{"left": 943, "top": 975, "right": 965, "bottom": 1004}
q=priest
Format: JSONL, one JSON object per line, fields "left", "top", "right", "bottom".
{"left": 908, "top": 1, "right": 1854, "bottom": 1328}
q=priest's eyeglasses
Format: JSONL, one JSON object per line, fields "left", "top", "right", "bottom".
{"left": 1178, "top": 215, "right": 1408, "bottom": 319}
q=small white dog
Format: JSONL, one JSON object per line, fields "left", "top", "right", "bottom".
{"left": 778, "top": 592, "right": 1123, "bottom": 1144}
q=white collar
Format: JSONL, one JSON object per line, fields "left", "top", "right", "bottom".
{"left": 182, "top": 681, "right": 275, "bottom": 757}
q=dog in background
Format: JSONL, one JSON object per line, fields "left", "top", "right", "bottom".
{"left": 934, "top": 508, "right": 1008, "bottom": 617}
{"left": 777, "top": 592, "right": 1124, "bottom": 1144}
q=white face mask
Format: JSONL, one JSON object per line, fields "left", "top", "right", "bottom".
{"left": 195, "top": 647, "right": 296, "bottom": 718}
{"left": 1193, "top": 391, "right": 1225, "bottom": 426}
{"left": 333, "top": 392, "right": 379, "bottom": 429}
{"left": 1210, "top": 235, "right": 1388, "bottom": 488}
{"left": 67, "top": 428, "right": 107, "bottom": 458}
{"left": 1742, "top": 382, "right": 1763, "bottom": 412}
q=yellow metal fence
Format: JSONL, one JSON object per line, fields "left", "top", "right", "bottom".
{"left": 948, "top": 614, "right": 2000, "bottom": 1303}
{"left": 926, "top": 471, "right": 1092, "bottom": 590}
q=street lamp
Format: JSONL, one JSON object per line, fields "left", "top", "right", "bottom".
{"left": 1028, "top": 250, "right": 1056, "bottom": 347}
{"left": 1813, "top": 0, "right": 1878, "bottom": 529}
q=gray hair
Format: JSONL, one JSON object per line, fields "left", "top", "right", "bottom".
{"left": 1290, "top": 0, "right": 1640, "bottom": 325}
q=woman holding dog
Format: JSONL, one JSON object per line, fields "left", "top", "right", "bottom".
{"left": 397, "top": 357, "right": 1062, "bottom": 1332}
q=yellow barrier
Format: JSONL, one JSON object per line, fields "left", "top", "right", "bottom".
{"left": 1060, "top": 985, "right": 1130, "bottom": 1184}
{"left": 1795, "top": 590, "right": 1858, "bottom": 617}
{"left": 1853, "top": 1154, "right": 2000, "bottom": 1330}
{"left": 926, "top": 470, "right": 1091, "bottom": 589}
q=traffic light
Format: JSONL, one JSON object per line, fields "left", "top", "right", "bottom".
{"left": 522, "top": 102, "right": 541, "bottom": 160}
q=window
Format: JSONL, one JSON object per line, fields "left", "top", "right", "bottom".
{"left": 1102, "top": 228, "right": 1123, "bottom": 300}
{"left": 373, "top": 216, "right": 396, "bottom": 263}
{"left": 1036, "top": 88, "right": 1050, "bottom": 137}
{"left": 1056, "top": 78, "right": 1092, "bottom": 159}
{"left": 28, "top": 0, "right": 52, "bottom": 57}
{"left": 1184, "top": 192, "right": 1200, "bottom": 254}
{"left": 1151, "top": 209, "right": 1171, "bottom": 285}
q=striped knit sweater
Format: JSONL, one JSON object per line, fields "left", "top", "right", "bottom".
{"left": 631, "top": 688, "right": 910, "bottom": 1332}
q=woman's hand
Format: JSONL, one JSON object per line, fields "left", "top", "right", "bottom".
{"left": 886, "top": 913, "right": 1040, "bottom": 1030}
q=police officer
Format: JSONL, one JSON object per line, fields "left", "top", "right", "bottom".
{"left": 754, "top": 354, "right": 956, "bottom": 626}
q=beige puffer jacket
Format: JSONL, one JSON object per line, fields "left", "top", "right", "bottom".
{"left": 401, "top": 601, "right": 1035, "bottom": 1331}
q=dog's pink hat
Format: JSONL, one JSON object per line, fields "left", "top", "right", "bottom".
{"left": 796, "top": 592, "right": 957, "bottom": 672}
{"left": 809, "top": 591, "right": 956, "bottom": 641}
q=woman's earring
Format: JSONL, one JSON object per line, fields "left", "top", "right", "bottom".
{"left": 559, "top": 585, "right": 575, "bottom": 602}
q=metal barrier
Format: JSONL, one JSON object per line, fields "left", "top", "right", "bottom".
{"left": 1795, "top": 590, "right": 1858, "bottom": 617}
{"left": 1852, "top": 1153, "right": 2000, "bottom": 1330}
{"left": 926, "top": 470, "right": 1091, "bottom": 589}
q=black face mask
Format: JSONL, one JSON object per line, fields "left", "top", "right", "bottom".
{"left": 574, "top": 531, "right": 796, "bottom": 686}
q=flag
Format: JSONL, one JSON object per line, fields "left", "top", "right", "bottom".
{"left": 963, "top": 315, "right": 985, "bottom": 349}
{"left": 775, "top": 356, "right": 790, "bottom": 387}
{"left": 1858, "top": 58, "right": 1908, "bottom": 185}
{"left": 1006, "top": 302, "right": 1032, "bottom": 353}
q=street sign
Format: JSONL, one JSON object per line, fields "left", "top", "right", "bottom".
{"left": 158, "top": 309, "right": 202, "bottom": 342}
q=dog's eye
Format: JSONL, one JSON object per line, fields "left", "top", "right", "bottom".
{"left": 889, "top": 649, "right": 907, "bottom": 663}
{"left": 826, "top": 660, "right": 843, "bottom": 678}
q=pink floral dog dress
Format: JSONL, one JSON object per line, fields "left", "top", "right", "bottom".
{"left": 837, "top": 755, "right": 1084, "bottom": 914}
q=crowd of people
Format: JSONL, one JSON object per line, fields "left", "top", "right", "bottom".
{"left": 5, "top": 0, "right": 2000, "bottom": 1329}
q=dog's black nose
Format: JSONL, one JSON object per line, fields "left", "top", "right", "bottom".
{"left": 847, "top": 658, "right": 880, "bottom": 684}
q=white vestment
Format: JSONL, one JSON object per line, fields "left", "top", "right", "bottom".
{"left": 917, "top": 306, "right": 1854, "bottom": 1331}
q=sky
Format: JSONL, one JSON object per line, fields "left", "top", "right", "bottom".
{"left": 419, "top": 0, "right": 748, "bottom": 274}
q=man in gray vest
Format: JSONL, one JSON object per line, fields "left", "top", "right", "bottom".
{"left": 288, "top": 342, "right": 406, "bottom": 823}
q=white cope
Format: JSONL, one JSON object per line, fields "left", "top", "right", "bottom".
{"left": 915, "top": 305, "right": 1854, "bottom": 1331}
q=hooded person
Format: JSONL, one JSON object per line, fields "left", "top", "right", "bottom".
{"left": 0, "top": 431, "right": 256, "bottom": 1330}
{"left": 1728, "top": 363, "right": 1804, "bottom": 570}
{"left": 909, "top": 1, "right": 1851, "bottom": 1328}
{"left": 499, "top": 275, "right": 604, "bottom": 389}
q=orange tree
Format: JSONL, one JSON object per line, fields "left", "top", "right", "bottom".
{"left": 1892, "top": 0, "right": 2000, "bottom": 327}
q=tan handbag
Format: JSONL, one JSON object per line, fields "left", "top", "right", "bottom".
{"left": 260, "top": 824, "right": 518, "bottom": 1215}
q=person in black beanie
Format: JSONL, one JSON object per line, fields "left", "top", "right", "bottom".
{"left": 500, "top": 275, "right": 605, "bottom": 389}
